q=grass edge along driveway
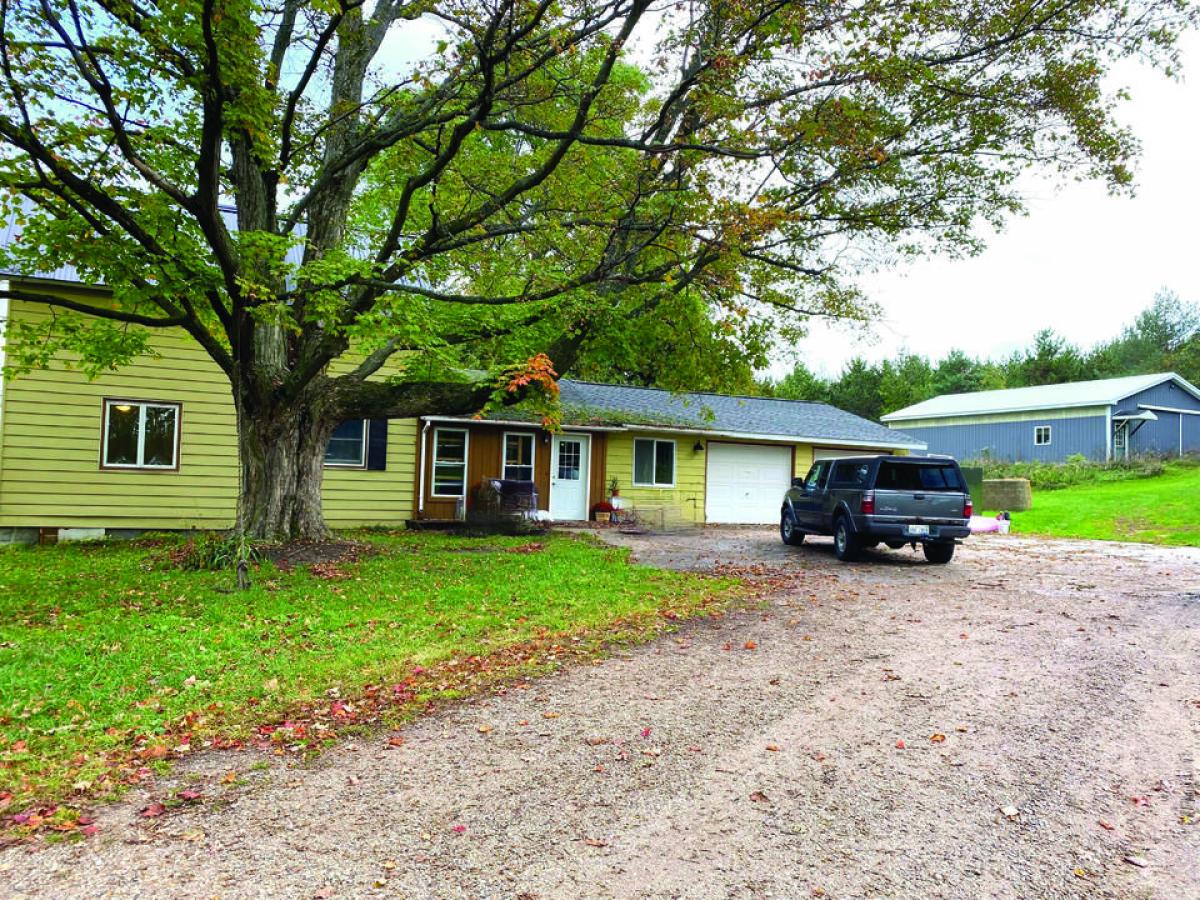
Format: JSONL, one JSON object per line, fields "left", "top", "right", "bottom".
{"left": 989, "top": 460, "right": 1200, "bottom": 546}
{"left": 0, "top": 530, "right": 743, "bottom": 836}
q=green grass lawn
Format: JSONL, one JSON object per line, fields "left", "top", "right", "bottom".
{"left": 0, "top": 530, "right": 739, "bottom": 825}
{"left": 991, "top": 460, "right": 1200, "bottom": 546}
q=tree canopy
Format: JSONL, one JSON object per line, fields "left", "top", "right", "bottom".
{"left": 0, "top": 0, "right": 1193, "bottom": 536}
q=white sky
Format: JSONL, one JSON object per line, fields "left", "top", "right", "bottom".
{"left": 770, "top": 31, "right": 1200, "bottom": 379}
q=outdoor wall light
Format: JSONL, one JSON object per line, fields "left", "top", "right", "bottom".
{"left": 693, "top": 440, "right": 704, "bottom": 453}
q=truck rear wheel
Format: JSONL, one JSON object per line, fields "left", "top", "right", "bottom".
{"left": 833, "top": 516, "right": 860, "bottom": 561}
{"left": 923, "top": 541, "right": 955, "bottom": 564}
{"left": 780, "top": 510, "right": 805, "bottom": 546}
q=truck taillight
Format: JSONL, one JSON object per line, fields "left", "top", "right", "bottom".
{"left": 963, "top": 497, "right": 973, "bottom": 519}
{"left": 861, "top": 491, "right": 875, "bottom": 515}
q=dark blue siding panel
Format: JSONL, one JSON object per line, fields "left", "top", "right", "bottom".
{"left": 900, "top": 415, "right": 1108, "bottom": 462}
{"left": 1117, "top": 382, "right": 1200, "bottom": 456}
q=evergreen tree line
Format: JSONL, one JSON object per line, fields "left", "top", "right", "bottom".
{"left": 759, "top": 290, "right": 1200, "bottom": 422}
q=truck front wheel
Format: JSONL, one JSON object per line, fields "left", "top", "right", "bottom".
{"left": 780, "top": 510, "right": 805, "bottom": 546}
{"left": 923, "top": 541, "right": 955, "bottom": 564}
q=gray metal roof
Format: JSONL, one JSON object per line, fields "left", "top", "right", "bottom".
{"left": 553, "top": 380, "right": 925, "bottom": 449}
{"left": 881, "top": 372, "right": 1200, "bottom": 422}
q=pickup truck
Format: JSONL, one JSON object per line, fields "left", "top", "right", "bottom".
{"left": 780, "top": 455, "right": 972, "bottom": 563}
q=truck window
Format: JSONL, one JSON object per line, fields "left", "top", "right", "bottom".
{"left": 805, "top": 460, "right": 831, "bottom": 489}
{"left": 830, "top": 461, "right": 871, "bottom": 487}
{"left": 876, "top": 461, "right": 964, "bottom": 492}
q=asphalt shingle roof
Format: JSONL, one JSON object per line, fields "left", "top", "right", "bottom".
{"left": 552, "top": 380, "right": 924, "bottom": 449}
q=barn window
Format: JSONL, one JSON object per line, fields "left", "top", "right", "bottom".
{"left": 1034, "top": 425, "right": 1052, "bottom": 446}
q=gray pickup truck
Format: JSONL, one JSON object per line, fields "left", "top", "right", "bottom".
{"left": 780, "top": 455, "right": 972, "bottom": 563}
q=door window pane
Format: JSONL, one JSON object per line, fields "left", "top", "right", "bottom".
{"left": 503, "top": 433, "right": 535, "bottom": 482}
{"left": 557, "top": 440, "right": 581, "bottom": 480}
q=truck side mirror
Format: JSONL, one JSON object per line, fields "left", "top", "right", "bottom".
{"left": 791, "top": 476, "right": 806, "bottom": 489}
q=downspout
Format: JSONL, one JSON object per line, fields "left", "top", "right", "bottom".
{"left": 1181, "top": 412, "right": 1184, "bottom": 458}
{"left": 417, "top": 419, "right": 431, "bottom": 516}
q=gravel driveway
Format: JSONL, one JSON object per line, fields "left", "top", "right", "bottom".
{"left": 3, "top": 530, "right": 1199, "bottom": 899}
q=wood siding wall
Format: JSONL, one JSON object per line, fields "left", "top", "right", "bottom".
{"left": 0, "top": 295, "right": 418, "bottom": 529}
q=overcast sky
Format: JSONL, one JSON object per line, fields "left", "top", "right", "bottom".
{"left": 770, "top": 32, "right": 1200, "bottom": 379}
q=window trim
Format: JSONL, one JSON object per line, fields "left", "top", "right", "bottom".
{"left": 1113, "top": 423, "right": 1127, "bottom": 451}
{"left": 501, "top": 430, "right": 536, "bottom": 483}
{"left": 632, "top": 437, "right": 676, "bottom": 488}
{"left": 431, "top": 427, "right": 470, "bottom": 498}
{"left": 99, "top": 398, "right": 182, "bottom": 472}
{"left": 324, "top": 419, "right": 369, "bottom": 469}
{"left": 1034, "top": 425, "right": 1052, "bottom": 446}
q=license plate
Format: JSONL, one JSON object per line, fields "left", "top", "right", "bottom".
{"left": 904, "top": 524, "right": 930, "bottom": 537}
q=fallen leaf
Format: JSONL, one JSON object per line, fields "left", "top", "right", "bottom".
{"left": 382, "top": 860, "right": 397, "bottom": 870}
{"left": 222, "top": 771, "right": 238, "bottom": 784}
{"left": 749, "top": 790, "right": 770, "bottom": 803}
{"left": 180, "top": 827, "right": 205, "bottom": 842}
{"left": 895, "top": 740, "right": 906, "bottom": 750}
{"left": 176, "top": 789, "right": 203, "bottom": 802}
{"left": 765, "top": 744, "right": 780, "bottom": 752}
{"left": 542, "top": 712, "right": 560, "bottom": 720}
{"left": 583, "top": 837, "right": 608, "bottom": 847}
{"left": 1000, "top": 805, "right": 1019, "bottom": 818}
{"left": 585, "top": 736, "right": 610, "bottom": 746}
{"left": 1124, "top": 856, "right": 1149, "bottom": 868}
{"left": 1098, "top": 820, "right": 1115, "bottom": 831}
{"left": 744, "top": 640, "right": 758, "bottom": 650}
{"left": 451, "top": 824, "right": 466, "bottom": 834}
{"left": 140, "top": 802, "right": 166, "bottom": 818}
{"left": 477, "top": 724, "right": 493, "bottom": 734}
{"left": 1073, "top": 867, "right": 1088, "bottom": 879}
{"left": 1130, "top": 795, "right": 1150, "bottom": 807}
{"left": 140, "top": 744, "right": 170, "bottom": 761}
{"left": 930, "top": 733, "right": 946, "bottom": 743}
{"left": 640, "top": 727, "right": 652, "bottom": 739}
{"left": 387, "top": 736, "right": 405, "bottom": 747}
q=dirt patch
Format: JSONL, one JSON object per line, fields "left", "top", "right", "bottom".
{"left": 4, "top": 530, "right": 1198, "bottom": 898}
{"left": 265, "top": 539, "right": 371, "bottom": 572}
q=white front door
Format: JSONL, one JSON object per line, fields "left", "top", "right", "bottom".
{"left": 550, "top": 434, "right": 590, "bottom": 520}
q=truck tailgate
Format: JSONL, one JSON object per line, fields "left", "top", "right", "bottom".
{"left": 874, "top": 489, "right": 966, "bottom": 522}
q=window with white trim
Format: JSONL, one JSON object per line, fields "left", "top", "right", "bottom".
{"left": 633, "top": 438, "right": 675, "bottom": 487}
{"left": 503, "top": 432, "right": 535, "bottom": 482}
{"left": 1034, "top": 425, "right": 1052, "bottom": 446}
{"left": 102, "top": 399, "right": 180, "bottom": 469}
{"left": 432, "top": 428, "right": 468, "bottom": 496}
{"left": 325, "top": 419, "right": 367, "bottom": 467}
{"left": 1113, "top": 424, "right": 1126, "bottom": 451}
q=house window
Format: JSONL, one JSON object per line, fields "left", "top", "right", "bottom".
{"left": 1034, "top": 425, "right": 1052, "bottom": 446}
{"left": 432, "top": 428, "right": 469, "bottom": 496}
{"left": 1113, "top": 424, "right": 1126, "bottom": 452}
{"left": 503, "top": 432, "right": 535, "bottom": 482}
{"left": 101, "top": 399, "right": 180, "bottom": 469}
{"left": 325, "top": 420, "right": 367, "bottom": 467}
{"left": 633, "top": 438, "right": 675, "bottom": 487}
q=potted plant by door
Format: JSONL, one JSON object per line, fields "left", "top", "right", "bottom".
{"left": 608, "top": 477, "right": 620, "bottom": 500}
{"left": 592, "top": 500, "right": 615, "bottom": 523}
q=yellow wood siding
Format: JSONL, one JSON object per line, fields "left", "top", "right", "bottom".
{"left": 0, "top": 297, "right": 418, "bottom": 530}
{"left": 606, "top": 432, "right": 707, "bottom": 525}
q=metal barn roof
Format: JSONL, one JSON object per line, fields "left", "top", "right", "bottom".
{"left": 881, "top": 373, "right": 1200, "bottom": 422}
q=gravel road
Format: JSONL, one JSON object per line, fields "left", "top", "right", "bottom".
{"left": 3, "top": 530, "right": 1199, "bottom": 899}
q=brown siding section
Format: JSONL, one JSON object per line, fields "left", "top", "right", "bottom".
{"left": 588, "top": 432, "right": 608, "bottom": 510}
{"left": 417, "top": 422, "right": 551, "bottom": 517}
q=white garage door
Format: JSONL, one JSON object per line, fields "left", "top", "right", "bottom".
{"left": 705, "top": 442, "right": 793, "bottom": 524}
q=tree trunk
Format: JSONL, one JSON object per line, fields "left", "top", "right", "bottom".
{"left": 235, "top": 394, "right": 335, "bottom": 542}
